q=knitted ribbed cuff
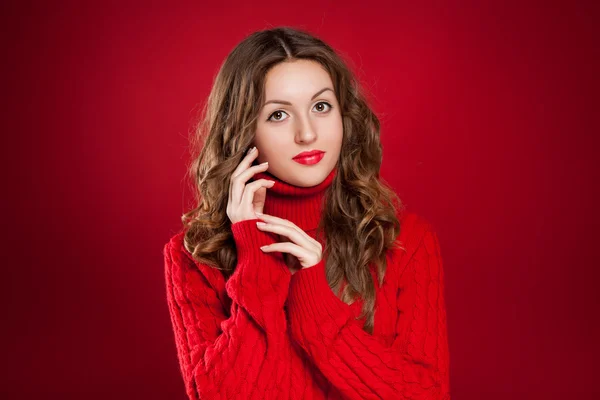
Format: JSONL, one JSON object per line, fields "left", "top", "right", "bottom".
{"left": 227, "top": 219, "right": 291, "bottom": 330}
{"left": 231, "top": 218, "right": 286, "bottom": 268}
{"left": 287, "top": 260, "right": 352, "bottom": 327}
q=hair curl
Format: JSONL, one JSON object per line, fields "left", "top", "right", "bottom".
{"left": 181, "top": 26, "right": 405, "bottom": 333}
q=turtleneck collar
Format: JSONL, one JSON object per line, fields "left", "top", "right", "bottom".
{"left": 251, "top": 168, "right": 336, "bottom": 232}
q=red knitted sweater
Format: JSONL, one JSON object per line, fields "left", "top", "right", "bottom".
{"left": 163, "top": 168, "right": 450, "bottom": 399}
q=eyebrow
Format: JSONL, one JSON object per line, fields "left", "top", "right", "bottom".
{"left": 262, "top": 87, "right": 334, "bottom": 107}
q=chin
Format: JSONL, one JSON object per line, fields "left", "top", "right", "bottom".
{"left": 270, "top": 164, "right": 332, "bottom": 187}
{"left": 288, "top": 166, "right": 332, "bottom": 187}
{"left": 293, "top": 178, "right": 322, "bottom": 187}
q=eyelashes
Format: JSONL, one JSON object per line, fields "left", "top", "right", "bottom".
{"left": 266, "top": 101, "right": 334, "bottom": 123}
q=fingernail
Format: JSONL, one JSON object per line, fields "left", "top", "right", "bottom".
{"left": 261, "top": 161, "right": 268, "bottom": 165}
{"left": 256, "top": 222, "right": 266, "bottom": 227}
{"left": 255, "top": 212, "right": 263, "bottom": 215}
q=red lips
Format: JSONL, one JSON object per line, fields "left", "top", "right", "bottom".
{"left": 293, "top": 150, "right": 325, "bottom": 165}
{"left": 293, "top": 150, "right": 324, "bottom": 159}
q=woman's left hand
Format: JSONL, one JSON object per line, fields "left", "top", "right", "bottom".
{"left": 255, "top": 212, "right": 322, "bottom": 274}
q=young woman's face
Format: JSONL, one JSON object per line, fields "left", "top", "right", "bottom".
{"left": 253, "top": 59, "right": 343, "bottom": 187}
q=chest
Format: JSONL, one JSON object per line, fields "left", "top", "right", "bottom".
{"left": 338, "top": 266, "right": 400, "bottom": 347}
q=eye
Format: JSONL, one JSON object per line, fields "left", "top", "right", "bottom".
{"left": 266, "top": 102, "right": 333, "bottom": 123}
{"left": 267, "top": 110, "right": 289, "bottom": 122}
{"left": 313, "top": 101, "right": 333, "bottom": 113}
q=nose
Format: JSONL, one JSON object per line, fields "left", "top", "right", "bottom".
{"left": 294, "top": 113, "right": 317, "bottom": 144}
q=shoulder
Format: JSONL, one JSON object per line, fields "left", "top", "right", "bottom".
{"left": 163, "top": 230, "right": 186, "bottom": 252}
{"left": 397, "top": 210, "right": 437, "bottom": 247}
{"left": 163, "top": 230, "right": 226, "bottom": 289}
{"left": 388, "top": 210, "right": 440, "bottom": 276}
{"left": 162, "top": 230, "right": 190, "bottom": 269}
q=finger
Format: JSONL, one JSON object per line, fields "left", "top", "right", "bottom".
{"left": 236, "top": 161, "right": 269, "bottom": 182}
{"left": 254, "top": 213, "right": 306, "bottom": 237}
{"left": 260, "top": 242, "right": 306, "bottom": 258}
{"left": 256, "top": 214, "right": 322, "bottom": 250}
{"left": 229, "top": 147, "right": 259, "bottom": 202}
{"left": 260, "top": 242, "right": 320, "bottom": 268}
{"left": 230, "top": 162, "right": 270, "bottom": 204}
{"left": 256, "top": 222, "right": 320, "bottom": 254}
{"left": 240, "top": 179, "right": 275, "bottom": 210}
{"left": 231, "top": 146, "right": 259, "bottom": 178}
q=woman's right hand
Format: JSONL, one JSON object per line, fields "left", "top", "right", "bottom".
{"left": 227, "top": 146, "right": 275, "bottom": 224}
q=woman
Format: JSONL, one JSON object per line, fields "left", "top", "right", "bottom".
{"left": 163, "top": 26, "right": 450, "bottom": 399}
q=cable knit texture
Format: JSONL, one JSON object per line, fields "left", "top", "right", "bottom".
{"left": 163, "top": 168, "right": 450, "bottom": 399}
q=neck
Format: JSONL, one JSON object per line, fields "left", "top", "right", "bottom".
{"left": 252, "top": 168, "right": 336, "bottom": 232}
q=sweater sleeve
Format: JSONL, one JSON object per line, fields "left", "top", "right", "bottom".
{"left": 285, "top": 226, "right": 450, "bottom": 400}
{"left": 163, "top": 219, "right": 292, "bottom": 399}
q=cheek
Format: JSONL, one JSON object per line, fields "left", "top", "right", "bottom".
{"left": 256, "top": 125, "right": 292, "bottom": 144}
{"left": 324, "top": 118, "right": 344, "bottom": 149}
{"left": 327, "top": 113, "right": 343, "bottom": 137}
{"left": 255, "top": 134, "right": 287, "bottom": 163}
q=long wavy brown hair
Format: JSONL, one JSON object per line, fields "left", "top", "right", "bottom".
{"left": 181, "top": 26, "right": 405, "bottom": 334}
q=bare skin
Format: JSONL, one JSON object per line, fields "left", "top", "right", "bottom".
{"left": 226, "top": 147, "right": 322, "bottom": 275}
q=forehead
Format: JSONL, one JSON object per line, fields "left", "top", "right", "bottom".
{"left": 263, "top": 59, "right": 333, "bottom": 98}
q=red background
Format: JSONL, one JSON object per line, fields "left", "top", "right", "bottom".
{"left": 4, "top": 1, "right": 599, "bottom": 399}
